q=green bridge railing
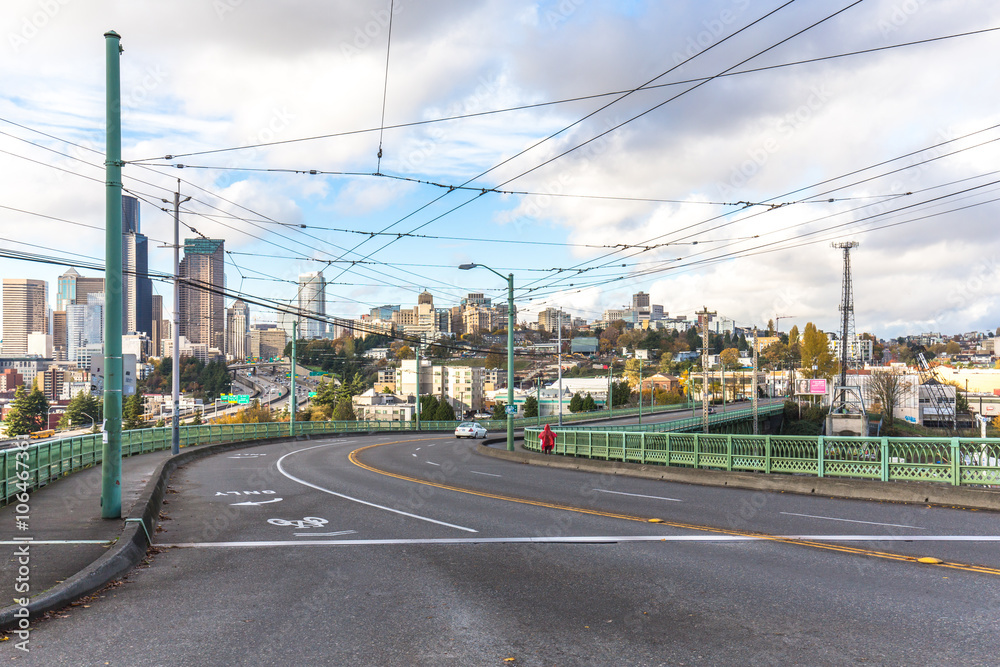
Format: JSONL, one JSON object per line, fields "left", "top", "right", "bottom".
{"left": 523, "top": 425, "right": 1000, "bottom": 487}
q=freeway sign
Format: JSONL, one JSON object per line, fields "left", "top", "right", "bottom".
{"left": 505, "top": 405, "right": 517, "bottom": 415}
{"left": 308, "top": 391, "right": 317, "bottom": 397}
{"left": 309, "top": 371, "right": 324, "bottom": 376}
{"left": 237, "top": 394, "right": 250, "bottom": 405}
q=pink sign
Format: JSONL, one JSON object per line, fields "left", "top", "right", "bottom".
{"left": 809, "top": 379, "right": 827, "bottom": 394}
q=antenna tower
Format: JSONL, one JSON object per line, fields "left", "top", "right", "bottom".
{"left": 829, "top": 242, "right": 865, "bottom": 420}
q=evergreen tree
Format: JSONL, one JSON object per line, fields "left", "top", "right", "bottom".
{"left": 420, "top": 395, "right": 440, "bottom": 422}
{"left": 491, "top": 401, "right": 507, "bottom": 420}
{"left": 568, "top": 392, "right": 583, "bottom": 413}
{"left": 582, "top": 393, "right": 597, "bottom": 412}
{"left": 58, "top": 392, "right": 102, "bottom": 430}
{"left": 123, "top": 391, "right": 145, "bottom": 430}
{"left": 433, "top": 400, "right": 456, "bottom": 421}
{"left": 523, "top": 395, "right": 539, "bottom": 418}
{"left": 2, "top": 385, "right": 35, "bottom": 436}
{"left": 333, "top": 398, "right": 356, "bottom": 421}
{"left": 190, "top": 410, "right": 203, "bottom": 425}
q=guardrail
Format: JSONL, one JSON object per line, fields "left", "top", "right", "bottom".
{"left": 522, "top": 426, "right": 1000, "bottom": 487}
{"left": 0, "top": 401, "right": 780, "bottom": 506}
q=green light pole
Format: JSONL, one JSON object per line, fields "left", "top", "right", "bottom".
{"left": 101, "top": 30, "right": 124, "bottom": 519}
{"left": 289, "top": 320, "right": 296, "bottom": 437}
{"left": 459, "top": 263, "right": 514, "bottom": 451}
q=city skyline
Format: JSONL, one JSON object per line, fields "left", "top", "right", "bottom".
{"left": 2, "top": 2, "right": 999, "bottom": 340}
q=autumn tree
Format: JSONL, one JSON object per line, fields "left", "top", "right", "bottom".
{"left": 623, "top": 358, "right": 642, "bottom": 388}
{"left": 720, "top": 347, "right": 741, "bottom": 369}
{"left": 484, "top": 345, "right": 505, "bottom": 370}
{"left": 767, "top": 318, "right": 776, "bottom": 336}
{"left": 788, "top": 325, "right": 800, "bottom": 347}
{"left": 799, "top": 323, "right": 838, "bottom": 380}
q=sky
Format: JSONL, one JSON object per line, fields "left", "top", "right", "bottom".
{"left": 1, "top": 0, "right": 999, "bottom": 340}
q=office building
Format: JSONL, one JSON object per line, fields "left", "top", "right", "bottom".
{"left": 67, "top": 293, "right": 104, "bottom": 364}
{"left": 297, "top": 271, "right": 326, "bottom": 339}
{"left": 52, "top": 310, "right": 67, "bottom": 361}
{"left": 150, "top": 294, "right": 163, "bottom": 357}
{"left": 122, "top": 195, "right": 153, "bottom": 339}
{"left": 56, "top": 269, "right": 104, "bottom": 313}
{"left": 178, "top": 238, "right": 225, "bottom": 352}
{"left": 227, "top": 299, "right": 250, "bottom": 361}
{"left": 2, "top": 279, "right": 47, "bottom": 354}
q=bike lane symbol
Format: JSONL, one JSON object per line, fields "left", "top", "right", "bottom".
{"left": 267, "top": 517, "right": 328, "bottom": 529}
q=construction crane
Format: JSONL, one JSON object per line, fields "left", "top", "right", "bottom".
{"left": 775, "top": 315, "right": 796, "bottom": 335}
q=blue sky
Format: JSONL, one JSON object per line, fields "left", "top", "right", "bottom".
{"left": 2, "top": 0, "right": 1000, "bottom": 339}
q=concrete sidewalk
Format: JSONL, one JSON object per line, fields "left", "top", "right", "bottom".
{"left": 0, "top": 450, "right": 172, "bottom": 600}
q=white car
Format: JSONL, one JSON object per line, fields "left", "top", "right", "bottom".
{"left": 454, "top": 422, "right": 487, "bottom": 439}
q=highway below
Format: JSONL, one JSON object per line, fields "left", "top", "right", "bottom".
{"left": 5, "top": 431, "right": 1000, "bottom": 665}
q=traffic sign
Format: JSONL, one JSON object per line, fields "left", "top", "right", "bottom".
{"left": 308, "top": 391, "right": 317, "bottom": 398}
{"left": 505, "top": 405, "right": 517, "bottom": 415}
{"left": 309, "top": 371, "right": 324, "bottom": 376}
{"left": 237, "top": 394, "right": 250, "bottom": 404}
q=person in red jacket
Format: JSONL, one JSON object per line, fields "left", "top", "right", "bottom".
{"left": 539, "top": 423, "right": 557, "bottom": 455}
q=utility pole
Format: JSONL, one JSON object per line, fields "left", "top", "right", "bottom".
{"left": 161, "top": 179, "right": 190, "bottom": 456}
{"left": 414, "top": 340, "right": 420, "bottom": 431}
{"left": 696, "top": 307, "right": 716, "bottom": 433}
{"left": 608, "top": 363, "right": 613, "bottom": 419}
{"left": 101, "top": 30, "right": 124, "bottom": 519}
{"left": 289, "top": 319, "right": 296, "bottom": 437}
{"left": 752, "top": 326, "right": 759, "bottom": 434}
{"left": 557, "top": 310, "right": 563, "bottom": 426}
{"left": 638, "top": 356, "right": 643, "bottom": 425}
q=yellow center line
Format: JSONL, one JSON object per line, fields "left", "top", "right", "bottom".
{"left": 348, "top": 439, "right": 1000, "bottom": 577}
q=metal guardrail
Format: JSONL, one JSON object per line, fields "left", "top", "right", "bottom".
{"left": 522, "top": 425, "right": 1000, "bottom": 487}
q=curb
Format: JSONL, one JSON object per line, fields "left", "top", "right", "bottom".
{"left": 0, "top": 431, "right": 357, "bottom": 630}
{"left": 477, "top": 442, "right": 1000, "bottom": 512}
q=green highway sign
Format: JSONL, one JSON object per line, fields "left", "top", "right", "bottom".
{"left": 308, "top": 391, "right": 317, "bottom": 398}
{"left": 309, "top": 371, "right": 323, "bottom": 376}
{"left": 237, "top": 394, "right": 250, "bottom": 404}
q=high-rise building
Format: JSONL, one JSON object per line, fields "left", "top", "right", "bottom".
{"left": 67, "top": 293, "right": 104, "bottom": 363}
{"left": 122, "top": 195, "right": 153, "bottom": 338}
{"left": 2, "top": 279, "right": 47, "bottom": 354}
{"left": 52, "top": 311, "right": 67, "bottom": 361}
{"left": 632, "top": 292, "right": 650, "bottom": 310}
{"left": 150, "top": 294, "right": 163, "bottom": 357}
{"left": 538, "top": 307, "right": 569, "bottom": 334}
{"left": 297, "top": 271, "right": 326, "bottom": 339}
{"left": 178, "top": 238, "right": 225, "bottom": 352}
{"left": 56, "top": 269, "right": 104, "bottom": 313}
{"left": 226, "top": 299, "right": 250, "bottom": 360}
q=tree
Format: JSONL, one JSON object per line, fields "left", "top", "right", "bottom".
{"left": 657, "top": 352, "right": 674, "bottom": 375}
{"left": 767, "top": 318, "right": 776, "bottom": 336}
{"left": 799, "top": 323, "right": 838, "bottom": 379}
{"left": 867, "top": 368, "right": 912, "bottom": 427}
{"left": 58, "top": 391, "right": 102, "bottom": 430}
{"left": 582, "top": 393, "right": 597, "bottom": 412}
{"left": 623, "top": 358, "right": 642, "bottom": 388}
{"left": 762, "top": 341, "right": 790, "bottom": 370}
{"left": 610, "top": 380, "right": 631, "bottom": 407}
{"left": 21, "top": 386, "right": 49, "bottom": 432}
{"left": 190, "top": 410, "right": 203, "bottom": 425}
{"left": 333, "top": 399, "right": 356, "bottom": 421}
{"left": 2, "top": 385, "right": 35, "bottom": 436}
{"left": 491, "top": 401, "right": 507, "bottom": 420}
{"left": 433, "top": 400, "right": 456, "bottom": 421}
{"left": 945, "top": 340, "right": 961, "bottom": 356}
{"left": 123, "top": 391, "right": 145, "bottom": 430}
{"left": 396, "top": 345, "right": 414, "bottom": 360}
{"left": 523, "top": 395, "right": 539, "bottom": 418}
{"left": 420, "top": 395, "right": 440, "bottom": 422}
{"left": 568, "top": 392, "right": 583, "bottom": 413}
{"left": 720, "top": 347, "right": 741, "bottom": 369}
{"left": 788, "top": 325, "right": 800, "bottom": 347}
{"left": 484, "top": 345, "right": 505, "bottom": 370}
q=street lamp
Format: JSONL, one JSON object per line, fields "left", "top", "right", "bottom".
{"left": 459, "top": 263, "right": 515, "bottom": 452}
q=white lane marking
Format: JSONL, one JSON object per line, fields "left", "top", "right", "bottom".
{"left": 415, "top": 447, "right": 421, "bottom": 451}
{"left": 470, "top": 471, "right": 501, "bottom": 478}
{"left": 159, "top": 534, "right": 1000, "bottom": 548}
{"left": 231, "top": 498, "right": 283, "bottom": 506}
{"left": 412, "top": 453, "right": 417, "bottom": 457}
{"left": 427, "top": 461, "right": 440, "bottom": 466}
{"left": 428, "top": 444, "right": 436, "bottom": 447}
{"left": 276, "top": 443, "right": 478, "bottom": 533}
{"left": 780, "top": 512, "right": 925, "bottom": 529}
{"left": 593, "top": 488, "right": 682, "bottom": 502}
{"left": 0, "top": 540, "right": 112, "bottom": 545}
{"left": 294, "top": 530, "right": 357, "bottom": 537}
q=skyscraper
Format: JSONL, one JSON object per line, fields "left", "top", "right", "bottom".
{"left": 297, "top": 271, "right": 326, "bottom": 339}
{"left": 122, "top": 195, "right": 153, "bottom": 338}
{"left": 56, "top": 268, "right": 104, "bottom": 313}
{"left": 178, "top": 238, "right": 225, "bottom": 351}
{"left": 226, "top": 299, "right": 250, "bottom": 360}
{"left": 150, "top": 294, "right": 163, "bottom": 357}
{"left": 67, "top": 293, "right": 104, "bottom": 363}
{"left": 2, "top": 279, "right": 47, "bottom": 354}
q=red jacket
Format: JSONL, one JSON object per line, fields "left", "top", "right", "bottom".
{"left": 539, "top": 425, "right": 557, "bottom": 450}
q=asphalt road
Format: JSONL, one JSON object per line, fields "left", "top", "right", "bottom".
{"left": 4, "top": 432, "right": 999, "bottom": 666}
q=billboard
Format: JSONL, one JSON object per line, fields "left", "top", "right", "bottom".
{"left": 795, "top": 378, "right": 828, "bottom": 395}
